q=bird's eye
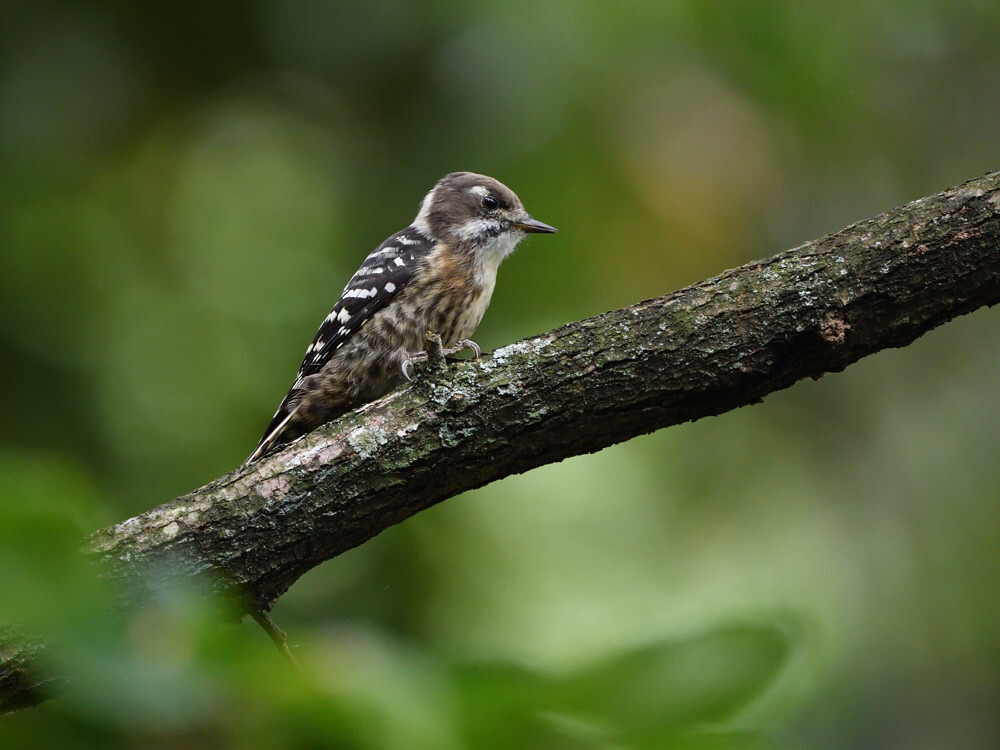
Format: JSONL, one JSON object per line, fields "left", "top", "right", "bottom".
{"left": 481, "top": 195, "right": 499, "bottom": 210}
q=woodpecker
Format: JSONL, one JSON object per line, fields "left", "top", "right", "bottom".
{"left": 245, "top": 172, "right": 557, "bottom": 465}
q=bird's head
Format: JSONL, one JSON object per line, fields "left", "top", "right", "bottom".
{"left": 413, "top": 172, "right": 556, "bottom": 262}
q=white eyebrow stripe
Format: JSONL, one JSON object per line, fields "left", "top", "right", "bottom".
{"left": 468, "top": 185, "right": 488, "bottom": 197}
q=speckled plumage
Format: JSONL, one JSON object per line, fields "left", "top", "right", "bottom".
{"left": 245, "top": 172, "right": 556, "bottom": 465}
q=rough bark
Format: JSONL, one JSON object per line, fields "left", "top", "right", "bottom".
{"left": 3, "top": 171, "right": 1000, "bottom": 712}
{"left": 0, "top": 629, "right": 62, "bottom": 712}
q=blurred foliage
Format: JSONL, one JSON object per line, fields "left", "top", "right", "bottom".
{"left": 1, "top": 0, "right": 999, "bottom": 747}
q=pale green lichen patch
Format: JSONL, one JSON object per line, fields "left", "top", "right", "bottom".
{"left": 380, "top": 434, "right": 438, "bottom": 470}
{"left": 428, "top": 384, "right": 459, "bottom": 406}
{"left": 447, "top": 366, "right": 481, "bottom": 392}
{"left": 347, "top": 422, "right": 390, "bottom": 458}
{"left": 487, "top": 336, "right": 553, "bottom": 368}
{"left": 438, "top": 424, "right": 476, "bottom": 447}
{"left": 396, "top": 422, "right": 420, "bottom": 438}
{"left": 104, "top": 495, "right": 218, "bottom": 553}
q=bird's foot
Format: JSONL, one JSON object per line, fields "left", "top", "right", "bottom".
{"left": 443, "top": 338, "right": 481, "bottom": 360}
{"left": 401, "top": 333, "right": 481, "bottom": 381}
{"left": 401, "top": 350, "right": 427, "bottom": 381}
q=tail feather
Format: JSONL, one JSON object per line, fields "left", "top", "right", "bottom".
{"left": 243, "top": 404, "right": 299, "bottom": 466}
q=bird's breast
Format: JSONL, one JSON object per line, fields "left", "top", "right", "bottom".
{"left": 406, "top": 244, "right": 497, "bottom": 345}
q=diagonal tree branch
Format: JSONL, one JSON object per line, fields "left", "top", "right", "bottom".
{"left": 4, "top": 171, "right": 1000, "bottom": 712}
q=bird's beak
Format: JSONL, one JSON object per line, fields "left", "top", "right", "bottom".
{"left": 514, "top": 216, "right": 558, "bottom": 234}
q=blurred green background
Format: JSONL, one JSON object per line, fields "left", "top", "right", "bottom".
{"left": 2, "top": 1, "right": 999, "bottom": 747}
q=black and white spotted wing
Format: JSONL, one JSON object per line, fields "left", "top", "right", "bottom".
{"left": 246, "top": 226, "right": 435, "bottom": 462}
{"left": 296, "top": 226, "right": 434, "bottom": 379}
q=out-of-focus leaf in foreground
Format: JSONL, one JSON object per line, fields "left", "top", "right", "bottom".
{"left": 455, "top": 623, "right": 792, "bottom": 749}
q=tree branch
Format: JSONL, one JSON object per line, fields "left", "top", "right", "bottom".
{"left": 4, "top": 171, "right": 1000, "bottom": 711}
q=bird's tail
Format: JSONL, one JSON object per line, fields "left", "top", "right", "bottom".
{"left": 243, "top": 404, "right": 300, "bottom": 466}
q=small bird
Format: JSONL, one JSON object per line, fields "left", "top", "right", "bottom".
{"left": 245, "top": 172, "right": 557, "bottom": 465}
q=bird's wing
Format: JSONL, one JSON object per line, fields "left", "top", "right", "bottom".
{"left": 245, "top": 227, "right": 435, "bottom": 464}
{"left": 296, "top": 227, "right": 433, "bottom": 379}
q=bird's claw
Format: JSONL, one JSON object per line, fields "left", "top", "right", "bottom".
{"left": 401, "top": 351, "right": 428, "bottom": 382}
{"left": 445, "top": 339, "right": 481, "bottom": 359}
{"left": 402, "top": 334, "right": 481, "bottom": 381}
